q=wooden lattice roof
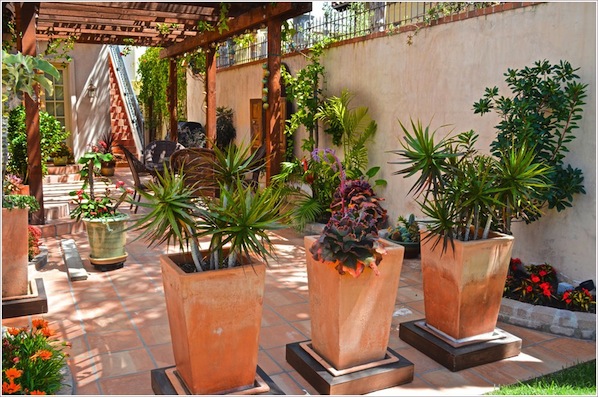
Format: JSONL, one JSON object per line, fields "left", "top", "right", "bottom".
{"left": 3, "top": 2, "right": 311, "bottom": 51}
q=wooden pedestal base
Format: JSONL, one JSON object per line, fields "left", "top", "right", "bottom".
{"left": 150, "top": 365, "right": 283, "bottom": 395}
{"left": 399, "top": 319, "right": 522, "bottom": 372}
{"left": 286, "top": 341, "right": 414, "bottom": 395}
{"left": 2, "top": 278, "right": 48, "bottom": 319}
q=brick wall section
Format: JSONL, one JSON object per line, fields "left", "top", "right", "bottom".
{"left": 108, "top": 56, "right": 137, "bottom": 163}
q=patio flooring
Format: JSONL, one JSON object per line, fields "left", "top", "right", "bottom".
{"left": 2, "top": 167, "right": 596, "bottom": 395}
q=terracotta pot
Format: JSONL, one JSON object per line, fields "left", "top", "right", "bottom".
{"left": 100, "top": 160, "right": 116, "bottom": 177}
{"left": 16, "top": 185, "right": 29, "bottom": 196}
{"left": 420, "top": 230, "right": 514, "bottom": 340}
{"left": 304, "top": 235, "right": 404, "bottom": 370}
{"left": 2, "top": 208, "right": 29, "bottom": 297}
{"left": 83, "top": 215, "right": 128, "bottom": 265}
{"left": 160, "top": 252, "right": 266, "bottom": 394}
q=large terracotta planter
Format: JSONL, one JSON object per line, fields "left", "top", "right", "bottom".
{"left": 2, "top": 208, "right": 29, "bottom": 297}
{"left": 160, "top": 252, "right": 266, "bottom": 394}
{"left": 304, "top": 235, "right": 405, "bottom": 370}
{"left": 420, "top": 230, "right": 514, "bottom": 340}
{"left": 83, "top": 215, "right": 129, "bottom": 266}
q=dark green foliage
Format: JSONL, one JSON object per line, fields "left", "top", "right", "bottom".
{"left": 216, "top": 106, "right": 236, "bottom": 149}
{"left": 473, "top": 59, "right": 587, "bottom": 218}
{"left": 6, "top": 105, "right": 70, "bottom": 182}
{"left": 388, "top": 214, "right": 420, "bottom": 243}
{"left": 2, "top": 194, "right": 40, "bottom": 211}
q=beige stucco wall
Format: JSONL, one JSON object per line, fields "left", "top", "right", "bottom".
{"left": 189, "top": 2, "right": 596, "bottom": 284}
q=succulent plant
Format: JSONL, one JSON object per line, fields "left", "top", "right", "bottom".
{"left": 388, "top": 214, "right": 420, "bottom": 243}
{"left": 310, "top": 178, "right": 388, "bottom": 278}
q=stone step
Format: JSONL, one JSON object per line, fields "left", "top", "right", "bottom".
{"left": 47, "top": 164, "right": 82, "bottom": 175}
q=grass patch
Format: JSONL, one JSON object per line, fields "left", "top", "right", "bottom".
{"left": 487, "top": 360, "right": 596, "bottom": 395}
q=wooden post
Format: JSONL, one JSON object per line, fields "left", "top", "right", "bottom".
{"left": 205, "top": 48, "right": 217, "bottom": 148}
{"left": 168, "top": 58, "right": 178, "bottom": 141}
{"left": 265, "top": 18, "right": 282, "bottom": 183}
{"left": 16, "top": 2, "right": 45, "bottom": 225}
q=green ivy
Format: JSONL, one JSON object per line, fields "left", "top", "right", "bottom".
{"left": 2, "top": 194, "right": 40, "bottom": 211}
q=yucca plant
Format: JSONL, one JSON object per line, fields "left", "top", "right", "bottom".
{"left": 131, "top": 142, "right": 287, "bottom": 272}
{"left": 390, "top": 119, "right": 551, "bottom": 252}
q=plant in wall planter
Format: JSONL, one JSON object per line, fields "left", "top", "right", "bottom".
{"left": 130, "top": 143, "right": 287, "bottom": 395}
{"left": 69, "top": 151, "right": 132, "bottom": 271}
{"left": 286, "top": 150, "right": 413, "bottom": 395}
{"left": 1, "top": 189, "right": 40, "bottom": 298}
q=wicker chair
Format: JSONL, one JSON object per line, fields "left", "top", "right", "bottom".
{"left": 143, "top": 140, "right": 185, "bottom": 174}
{"left": 169, "top": 148, "right": 218, "bottom": 198}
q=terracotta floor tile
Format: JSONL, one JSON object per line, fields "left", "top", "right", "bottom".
{"left": 259, "top": 323, "right": 308, "bottom": 349}
{"left": 85, "top": 329, "right": 144, "bottom": 354}
{"left": 264, "top": 289, "right": 308, "bottom": 307}
{"left": 391, "top": 342, "right": 444, "bottom": 374}
{"left": 391, "top": 305, "right": 425, "bottom": 325}
{"left": 366, "top": 375, "right": 437, "bottom": 396}
{"left": 258, "top": 349, "right": 284, "bottom": 375}
{"left": 73, "top": 379, "right": 101, "bottom": 395}
{"left": 98, "top": 371, "right": 154, "bottom": 395}
{"left": 129, "top": 307, "right": 171, "bottom": 328}
{"left": 470, "top": 359, "right": 540, "bottom": 387}
{"left": 80, "top": 310, "right": 135, "bottom": 333}
{"left": 70, "top": 283, "right": 119, "bottom": 302}
{"left": 148, "top": 343, "right": 175, "bottom": 368}
{"left": 534, "top": 337, "right": 596, "bottom": 364}
{"left": 497, "top": 321, "right": 556, "bottom": 347}
{"left": 406, "top": 299, "right": 426, "bottom": 315}
{"left": 292, "top": 319, "right": 312, "bottom": 339}
{"left": 120, "top": 292, "right": 166, "bottom": 313}
{"left": 269, "top": 371, "right": 309, "bottom": 395}
{"left": 502, "top": 347, "right": 571, "bottom": 377}
{"left": 273, "top": 301, "right": 311, "bottom": 323}
{"left": 265, "top": 345, "right": 296, "bottom": 373}
{"left": 396, "top": 285, "right": 425, "bottom": 304}
{"left": 418, "top": 368, "right": 494, "bottom": 395}
{"left": 95, "top": 348, "right": 156, "bottom": 378}
{"left": 136, "top": 322, "right": 172, "bottom": 346}
{"left": 261, "top": 306, "right": 286, "bottom": 327}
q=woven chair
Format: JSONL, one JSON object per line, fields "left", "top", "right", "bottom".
{"left": 143, "top": 140, "right": 185, "bottom": 173}
{"left": 170, "top": 148, "right": 218, "bottom": 198}
{"left": 118, "top": 145, "right": 152, "bottom": 213}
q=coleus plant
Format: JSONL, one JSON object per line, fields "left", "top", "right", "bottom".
{"left": 309, "top": 149, "right": 388, "bottom": 278}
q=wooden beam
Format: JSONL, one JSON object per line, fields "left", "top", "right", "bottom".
{"left": 205, "top": 49, "right": 216, "bottom": 148}
{"left": 16, "top": 2, "right": 45, "bottom": 224}
{"left": 168, "top": 58, "right": 178, "bottom": 141}
{"left": 265, "top": 18, "right": 283, "bottom": 183}
{"left": 160, "top": 2, "right": 312, "bottom": 59}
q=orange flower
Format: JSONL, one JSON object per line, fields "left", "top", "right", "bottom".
{"left": 6, "top": 328, "right": 20, "bottom": 336}
{"left": 39, "top": 327, "right": 54, "bottom": 337}
{"left": 30, "top": 391, "right": 46, "bottom": 395}
{"left": 32, "top": 318, "right": 49, "bottom": 329}
{"left": 31, "top": 350, "right": 53, "bottom": 361}
{"left": 2, "top": 381, "right": 21, "bottom": 394}
{"left": 4, "top": 368, "right": 22, "bottom": 380}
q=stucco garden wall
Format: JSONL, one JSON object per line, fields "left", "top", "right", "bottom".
{"left": 188, "top": 2, "right": 596, "bottom": 284}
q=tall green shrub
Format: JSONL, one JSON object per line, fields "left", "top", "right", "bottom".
{"left": 473, "top": 60, "right": 587, "bottom": 220}
{"left": 6, "top": 105, "right": 69, "bottom": 182}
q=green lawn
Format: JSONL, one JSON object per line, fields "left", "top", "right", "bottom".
{"left": 487, "top": 360, "right": 596, "bottom": 395}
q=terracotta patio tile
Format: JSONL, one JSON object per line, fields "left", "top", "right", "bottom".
{"left": 396, "top": 285, "right": 425, "bottom": 304}
{"left": 269, "top": 371, "right": 309, "bottom": 395}
{"left": 470, "top": 359, "right": 540, "bottom": 387}
{"left": 85, "top": 329, "right": 144, "bottom": 354}
{"left": 265, "top": 345, "right": 296, "bottom": 373}
{"left": 534, "top": 337, "right": 596, "bottom": 364}
{"left": 120, "top": 292, "right": 166, "bottom": 313}
{"left": 406, "top": 299, "right": 426, "bottom": 315}
{"left": 418, "top": 368, "right": 494, "bottom": 394}
{"left": 73, "top": 379, "right": 101, "bottom": 395}
{"left": 148, "top": 343, "right": 175, "bottom": 368}
{"left": 129, "top": 307, "right": 171, "bottom": 328}
{"left": 98, "top": 371, "right": 154, "bottom": 395}
{"left": 95, "top": 348, "right": 156, "bottom": 378}
{"left": 258, "top": 349, "right": 284, "bottom": 375}
{"left": 261, "top": 306, "right": 286, "bottom": 327}
{"left": 292, "top": 319, "right": 312, "bottom": 339}
{"left": 366, "top": 375, "right": 437, "bottom": 396}
{"left": 259, "top": 323, "right": 307, "bottom": 349}
{"left": 136, "top": 322, "right": 172, "bottom": 346}
{"left": 69, "top": 353, "right": 100, "bottom": 384}
{"left": 264, "top": 289, "right": 308, "bottom": 307}
{"left": 496, "top": 321, "right": 556, "bottom": 347}
{"left": 391, "top": 342, "right": 444, "bottom": 374}
{"left": 273, "top": 301, "right": 311, "bottom": 323}
{"left": 70, "top": 283, "right": 119, "bottom": 302}
{"left": 80, "top": 310, "right": 135, "bottom": 333}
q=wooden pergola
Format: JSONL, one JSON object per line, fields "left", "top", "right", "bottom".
{"left": 6, "top": 2, "right": 311, "bottom": 224}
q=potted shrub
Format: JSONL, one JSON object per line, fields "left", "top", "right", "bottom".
{"left": 69, "top": 151, "right": 132, "bottom": 270}
{"left": 390, "top": 119, "right": 550, "bottom": 341}
{"left": 95, "top": 132, "right": 117, "bottom": 176}
{"left": 130, "top": 143, "right": 287, "bottom": 394}
{"left": 50, "top": 141, "right": 71, "bottom": 166}
{"left": 303, "top": 149, "right": 405, "bottom": 371}
{"left": 2, "top": 187, "right": 40, "bottom": 298}
{"left": 383, "top": 214, "right": 421, "bottom": 259}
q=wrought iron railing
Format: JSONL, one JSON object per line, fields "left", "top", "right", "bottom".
{"left": 108, "top": 45, "right": 145, "bottom": 150}
{"left": 216, "top": 2, "right": 499, "bottom": 68}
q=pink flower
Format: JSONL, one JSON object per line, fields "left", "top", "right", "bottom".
{"left": 116, "top": 181, "right": 125, "bottom": 188}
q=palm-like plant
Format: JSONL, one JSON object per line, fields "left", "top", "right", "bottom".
{"left": 131, "top": 142, "right": 287, "bottom": 272}
{"left": 390, "top": 119, "right": 551, "bottom": 252}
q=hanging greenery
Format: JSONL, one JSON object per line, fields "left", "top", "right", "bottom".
{"left": 137, "top": 48, "right": 187, "bottom": 141}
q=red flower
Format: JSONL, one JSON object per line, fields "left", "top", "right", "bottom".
{"left": 30, "top": 391, "right": 46, "bottom": 395}
{"left": 511, "top": 258, "right": 522, "bottom": 265}
{"left": 583, "top": 288, "right": 592, "bottom": 297}
{"left": 526, "top": 286, "right": 533, "bottom": 293}
{"left": 301, "top": 158, "right": 309, "bottom": 172}
{"left": 563, "top": 291, "right": 572, "bottom": 304}
{"left": 539, "top": 270, "right": 547, "bottom": 277}
{"left": 531, "top": 275, "right": 540, "bottom": 283}
{"left": 542, "top": 288, "right": 552, "bottom": 297}
{"left": 4, "top": 368, "right": 22, "bottom": 380}
{"left": 32, "top": 318, "right": 48, "bottom": 329}
{"left": 2, "top": 381, "right": 21, "bottom": 394}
